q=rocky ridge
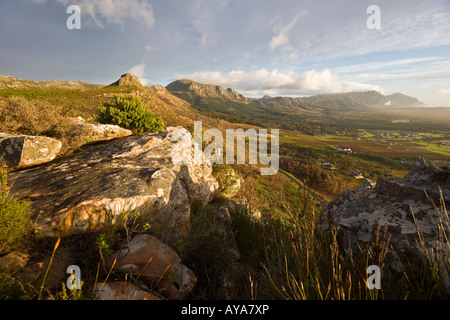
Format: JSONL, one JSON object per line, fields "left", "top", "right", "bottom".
{"left": 0, "top": 75, "right": 102, "bottom": 90}
{"left": 166, "top": 79, "right": 251, "bottom": 103}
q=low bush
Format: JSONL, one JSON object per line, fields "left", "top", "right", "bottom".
{"left": 97, "top": 95, "right": 164, "bottom": 134}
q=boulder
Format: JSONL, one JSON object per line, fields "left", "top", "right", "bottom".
{"left": 95, "top": 281, "right": 161, "bottom": 300}
{"left": 8, "top": 127, "right": 218, "bottom": 246}
{"left": 0, "top": 133, "right": 62, "bottom": 168}
{"left": 317, "top": 159, "right": 450, "bottom": 291}
{"left": 0, "top": 252, "right": 29, "bottom": 272}
{"left": 105, "top": 234, "right": 196, "bottom": 299}
{"left": 75, "top": 118, "right": 133, "bottom": 143}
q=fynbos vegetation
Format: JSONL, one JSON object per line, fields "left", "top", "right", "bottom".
{"left": 97, "top": 95, "right": 164, "bottom": 134}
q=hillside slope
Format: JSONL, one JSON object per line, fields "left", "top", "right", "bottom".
{"left": 0, "top": 75, "right": 229, "bottom": 133}
{"left": 0, "top": 75, "right": 103, "bottom": 90}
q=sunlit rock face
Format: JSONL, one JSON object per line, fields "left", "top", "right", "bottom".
{"left": 8, "top": 127, "right": 218, "bottom": 246}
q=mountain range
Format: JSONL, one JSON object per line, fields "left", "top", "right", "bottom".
{"left": 166, "top": 79, "right": 425, "bottom": 112}
{"left": 0, "top": 74, "right": 427, "bottom": 111}
{"left": 162, "top": 78, "right": 445, "bottom": 135}
{"left": 2, "top": 74, "right": 447, "bottom": 136}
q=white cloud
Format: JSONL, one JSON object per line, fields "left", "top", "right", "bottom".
{"left": 200, "top": 34, "right": 208, "bottom": 46}
{"left": 276, "top": 2, "right": 450, "bottom": 63}
{"left": 345, "top": 59, "right": 450, "bottom": 83}
{"left": 176, "top": 68, "right": 384, "bottom": 96}
{"left": 435, "top": 88, "right": 450, "bottom": 95}
{"left": 199, "top": 32, "right": 217, "bottom": 47}
{"left": 269, "top": 11, "right": 306, "bottom": 52}
{"left": 127, "top": 63, "right": 150, "bottom": 86}
{"left": 46, "top": 0, "right": 155, "bottom": 29}
{"left": 333, "top": 57, "right": 441, "bottom": 75}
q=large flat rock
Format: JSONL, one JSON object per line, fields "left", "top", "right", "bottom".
{"left": 8, "top": 127, "right": 218, "bottom": 246}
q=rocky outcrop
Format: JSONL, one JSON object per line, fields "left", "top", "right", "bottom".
{"left": 0, "top": 133, "right": 62, "bottom": 168}
{"left": 75, "top": 117, "right": 133, "bottom": 143}
{"left": 8, "top": 127, "right": 218, "bottom": 246}
{"left": 105, "top": 234, "right": 196, "bottom": 300}
{"left": 109, "top": 73, "right": 143, "bottom": 87}
{"left": 317, "top": 158, "right": 450, "bottom": 290}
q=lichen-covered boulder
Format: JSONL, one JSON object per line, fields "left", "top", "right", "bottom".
{"left": 0, "top": 133, "right": 62, "bottom": 168}
{"left": 8, "top": 127, "right": 218, "bottom": 246}
{"left": 317, "top": 158, "right": 450, "bottom": 292}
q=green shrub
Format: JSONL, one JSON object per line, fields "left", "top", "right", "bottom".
{"left": 0, "top": 169, "right": 33, "bottom": 253}
{"left": 97, "top": 95, "right": 165, "bottom": 134}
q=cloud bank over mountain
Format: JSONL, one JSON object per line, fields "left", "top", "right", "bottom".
{"left": 176, "top": 68, "right": 384, "bottom": 97}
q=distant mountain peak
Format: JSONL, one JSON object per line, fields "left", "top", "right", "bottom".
{"left": 303, "top": 90, "right": 424, "bottom": 109}
{"left": 385, "top": 92, "right": 424, "bottom": 107}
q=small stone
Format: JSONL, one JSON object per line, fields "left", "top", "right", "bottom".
{"left": 95, "top": 281, "right": 161, "bottom": 300}
{"left": 0, "top": 252, "right": 29, "bottom": 271}
{"left": 414, "top": 157, "right": 429, "bottom": 168}
{"left": 105, "top": 234, "right": 197, "bottom": 300}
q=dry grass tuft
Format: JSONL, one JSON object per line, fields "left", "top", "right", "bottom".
{"left": 0, "top": 97, "right": 89, "bottom": 154}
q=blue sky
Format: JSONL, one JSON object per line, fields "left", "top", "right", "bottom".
{"left": 1, "top": 0, "right": 450, "bottom": 106}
